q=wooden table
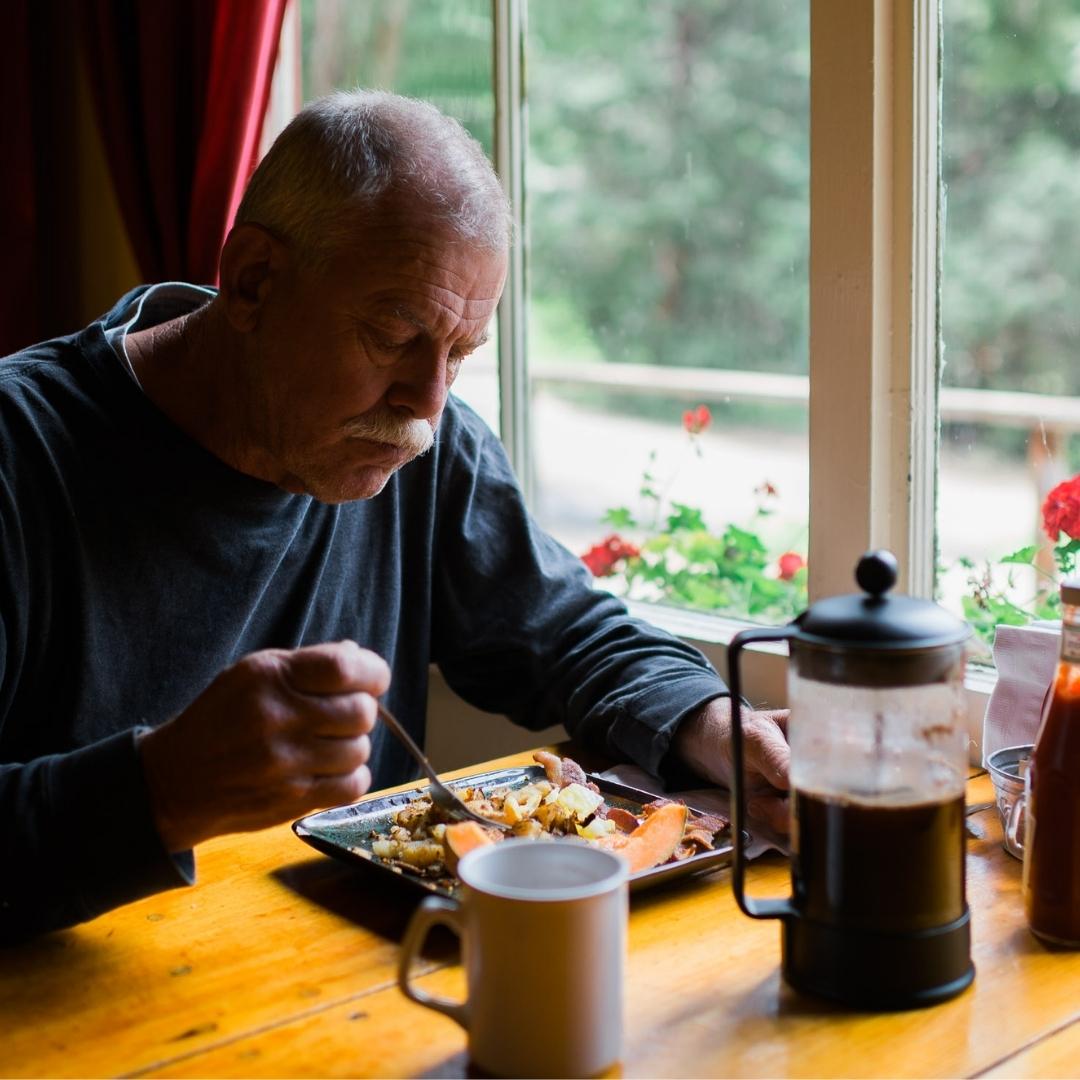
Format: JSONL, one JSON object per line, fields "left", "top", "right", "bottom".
{"left": 3, "top": 751, "right": 1080, "bottom": 1079}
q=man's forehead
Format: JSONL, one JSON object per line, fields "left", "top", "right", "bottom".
{"left": 371, "top": 295, "right": 496, "bottom": 335}
{"left": 325, "top": 224, "right": 506, "bottom": 332}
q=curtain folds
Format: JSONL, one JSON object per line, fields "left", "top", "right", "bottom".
{"left": 81, "top": 0, "right": 289, "bottom": 286}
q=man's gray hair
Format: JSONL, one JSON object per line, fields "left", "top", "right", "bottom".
{"left": 235, "top": 89, "right": 511, "bottom": 262}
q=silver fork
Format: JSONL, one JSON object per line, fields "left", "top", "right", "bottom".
{"left": 376, "top": 703, "right": 511, "bottom": 832}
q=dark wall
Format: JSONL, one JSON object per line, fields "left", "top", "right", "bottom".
{"left": 1, "top": 0, "right": 83, "bottom": 356}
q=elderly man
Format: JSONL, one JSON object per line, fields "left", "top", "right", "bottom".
{"left": 0, "top": 90, "right": 788, "bottom": 942}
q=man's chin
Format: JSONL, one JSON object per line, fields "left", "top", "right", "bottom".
{"left": 318, "top": 465, "right": 396, "bottom": 503}
{"left": 276, "top": 463, "right": 395, "bottom": 504}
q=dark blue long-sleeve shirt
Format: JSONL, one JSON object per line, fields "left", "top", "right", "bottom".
{"left": 0, "top": 286, "right": 727, "bottom": 941}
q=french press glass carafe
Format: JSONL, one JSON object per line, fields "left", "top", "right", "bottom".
{"left": 727, "top": 551, "right": 974, "bottom": 1009}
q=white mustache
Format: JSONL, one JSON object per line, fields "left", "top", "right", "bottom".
{"left": 344, "top": 409, "right": 434, "bottom": 457}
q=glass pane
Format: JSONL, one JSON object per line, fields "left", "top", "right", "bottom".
{"left": 939, "top": 0, "right": 1080, "bottom": 656}
{"left": 526, "top": 1, "right": 810, "bottom": 624}
{"left": 297, "top": 0, "right": 499, "bottom": 431}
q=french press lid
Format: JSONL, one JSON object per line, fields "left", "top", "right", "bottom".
{"left": 790, "top": 550, "right": 971, "bottom": 686}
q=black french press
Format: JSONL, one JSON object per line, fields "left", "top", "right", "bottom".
{"left": 728, "top": 551, "right": 974, "bottom": 1009}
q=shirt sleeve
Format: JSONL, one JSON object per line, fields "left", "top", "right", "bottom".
{"left": 0, "top": 722, "right": 194, "bottom": 944}
{"left": 429, "top": 404, "right": 731, "bottom": 777}
{"left": 0, "top": 439, "right": 194, "bottom": 941}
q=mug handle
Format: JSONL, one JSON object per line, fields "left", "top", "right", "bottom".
{"left": 1005, "top": 791, "right": 1026, "bottom": 856}
{"left": 398, "top": 896, "right": 469, "bottom": 1029}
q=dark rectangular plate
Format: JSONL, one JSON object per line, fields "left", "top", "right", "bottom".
{"left": 293, "top": 765, "right": 741, "bottom": 898}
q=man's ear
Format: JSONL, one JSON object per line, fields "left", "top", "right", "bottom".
{"left": 217, "top": 224, "right": 289, "bottom": 332}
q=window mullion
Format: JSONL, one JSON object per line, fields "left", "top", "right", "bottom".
{"left": 808, "top": 0, "right": 936, "bottom": 601}
{"left": 493, "top": 0, "right": 531, "bottom": 502}
{"left": 904, "top": 0, "right": 941, "bottom": 599}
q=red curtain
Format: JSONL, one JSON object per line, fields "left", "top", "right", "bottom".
{"left": 81, "top": 0, "right": 289, "bottom": 286}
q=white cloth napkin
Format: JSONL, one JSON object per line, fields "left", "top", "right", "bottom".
{"left": 597, "top": 763, "right": 788, "bottom": 860}
{"left": 982, "top": 623, "right": 1060, "bottom": 764}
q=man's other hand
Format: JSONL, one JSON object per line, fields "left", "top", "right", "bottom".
{"left": 138, "top": 640, "right": 389, "bottom": 852}
{"left": 672, "top": 697, "right": 791, "bottom": 834}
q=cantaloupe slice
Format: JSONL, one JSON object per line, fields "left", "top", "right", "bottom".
{"left": 444, "top": 820, "right": 496, "bottom": 872}
{"left": 596, "top": 802, "right": 688, "bottom": 873}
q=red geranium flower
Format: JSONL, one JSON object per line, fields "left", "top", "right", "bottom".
{"left": 581, "top": 534, "right": 641, "bottom": 577}
{"left": 777, "top": 551, "right": 806, "bottom": 581}
{"left": 1042, "top": 475, "right": 1080, "bottom": 542}
{"left": 682, "top": 404, "right": 711, "bottom": 435}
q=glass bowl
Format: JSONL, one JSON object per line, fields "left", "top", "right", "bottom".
{"left": 985, "top": 744, "right": 1032, "bottom": 860}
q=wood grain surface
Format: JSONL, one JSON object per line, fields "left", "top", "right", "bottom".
{"left": 3, "top": 757, "right": 1079, "bottom": 1079}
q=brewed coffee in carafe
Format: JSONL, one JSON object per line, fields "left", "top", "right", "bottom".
{"left": 789, "top": 673, "right": 968, "bottom": 935}
{"left": 726, "top": 551, "right": 974, "bottom": 1010}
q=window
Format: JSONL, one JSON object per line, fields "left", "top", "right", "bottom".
{"left": 526, "top": 2, "right": 810, "bottom": 628}
{"left": 514, "top": 0, "right": 936, "bottom": 638}
{"left": 939, "top": 0, "right": 1080, "bottom": 658}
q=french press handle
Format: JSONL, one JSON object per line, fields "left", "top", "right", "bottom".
{"left": 727, "top": 625, "right": 797, "bottom": 922}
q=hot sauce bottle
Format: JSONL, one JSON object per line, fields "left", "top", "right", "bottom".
{"left": 1023, "top": 580, "right": 1080, "bottom": 947}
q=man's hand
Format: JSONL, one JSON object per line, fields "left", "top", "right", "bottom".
{"left": 672, "top": 697, "right": 791, "bottom": 834}
{"left": 138, "top": 640, "right": 389, "bottom": 852}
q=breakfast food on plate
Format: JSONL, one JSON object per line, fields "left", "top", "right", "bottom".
{"left": 593, "top": 801, "right": 688, "bottom": 873}
{"left": 363, "top": 751, "right": 728, "bottom": 885}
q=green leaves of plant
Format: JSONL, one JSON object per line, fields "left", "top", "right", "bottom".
{"left": 665, "top": 503, "right": 706, "bottom": 533}
{"left": 1000, "top": 545, "right": 1037, "bottom": 565}
{"left": 618, "top": 519, "right": 805, "bottom": 621}
{"left": 1054, "top": 539, "right": 1080, "bottom": 575}
{"left": 602, "top": 507, "right": 637, "bottom": 529}
{"left": 957, "top": 536, "right": 1076, "bottom": 648}
{"left": 591, "top": 424, "right": 807, "bottom": 624}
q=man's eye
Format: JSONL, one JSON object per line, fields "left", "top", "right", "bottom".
{"left": 374, "top": 335, "right": 414, "bottom": 351}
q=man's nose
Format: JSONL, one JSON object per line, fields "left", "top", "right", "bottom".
{"left": 384, "top": 343, "right": 453, "bottom": 420}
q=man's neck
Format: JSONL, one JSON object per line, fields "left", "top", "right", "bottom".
{"left": 126, "top": 306, "right": 254, "bottom": 475}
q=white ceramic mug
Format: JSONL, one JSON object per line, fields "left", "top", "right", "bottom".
{"left": 398, "top": 839, "right": 629, "bottom": 1079}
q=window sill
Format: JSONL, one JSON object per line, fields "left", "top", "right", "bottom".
{"left": 628, "top": 598, "right": 995, "bottom": 765}
{"left": 625, "top": 600, "right": 789, "bottom": 654}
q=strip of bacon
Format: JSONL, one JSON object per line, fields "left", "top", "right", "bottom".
{"left": 683, "top": 826, "right": 718, "bottom": 851}
{"left": 688, "top": 809, "right": 728, "bottom": 835}
{"left": 605, "top": 807, "right": 641, "bottom": 833}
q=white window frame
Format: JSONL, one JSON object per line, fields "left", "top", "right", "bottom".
{"left": 493, "top": 0, "right": 532, "bottom": 505}
{"left": 492, "top": 0, "right": 991, "bottom": 758}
